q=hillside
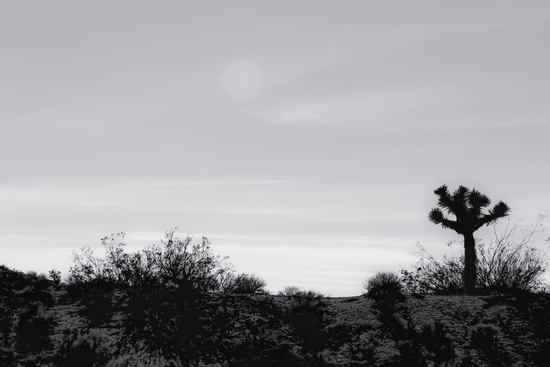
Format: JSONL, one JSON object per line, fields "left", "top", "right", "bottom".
{"left": 1, "top": 265, "right": 549, "bottom": 367}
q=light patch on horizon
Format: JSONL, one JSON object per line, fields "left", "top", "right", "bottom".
{"left": 224, "top": 238, "right": 420, "bottom": 296}
{"left": 222, "top": 59, "right": 264, "bottom": 101}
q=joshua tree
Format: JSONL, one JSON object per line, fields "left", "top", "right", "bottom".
{"left": 428, "top": 185, "right": 510, "bottom": 293}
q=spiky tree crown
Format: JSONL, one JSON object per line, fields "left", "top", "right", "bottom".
{"left": 428, "top": 185, "right": 510, "bottom": 235}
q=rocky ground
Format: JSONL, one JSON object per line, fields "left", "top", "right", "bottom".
{"left": 2, "top": 283, "right": 550, "bottom": 367}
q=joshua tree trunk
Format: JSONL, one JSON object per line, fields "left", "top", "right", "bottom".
{"left": 463, "top": 233, "right": 477, "bottom": 292}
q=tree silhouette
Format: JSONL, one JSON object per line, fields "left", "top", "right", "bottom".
{"left": 428, "top": 185, "right": 510, "bottom": 293}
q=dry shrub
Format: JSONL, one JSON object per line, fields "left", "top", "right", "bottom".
{"left": 278, "top": 285, "right": 301, "bottom": 297}
{"left": 363, "top": 271, "right": 405, "bottom": 302}
{"left": 477, "top": 214, "right": 549, "bottom": 292}
{"left": 16, "top": 301, "right": 54, "bottom": 354}
{"left": 67, "top": 228, "right": 234, "bottom": 366}
{"left": 227, "top": 272, "right": 268, "bottom": 294}
{"left": 401, "top": 214, "right": 549, "bottom": 295}
{"left": 400, "top": 245, "right": 464, "bottom": 295}
{"left": 55, "top": 329, "right": 109, "bottom": 367}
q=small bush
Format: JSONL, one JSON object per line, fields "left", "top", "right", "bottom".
{"left": 77, "top": 279, "right": 115, "bottom": 326}
{"left": 0, "top": 348, "right": 15, "bottom": 367}
{"left": 55, "top": 329, "right": 110, "bottom": 367}
{"left": 227, "top": 272, "right": 268, "bottom": 294}
{"left": 278, "top": 286, "right": 326, "bottom": 312}
{"left": 477, "top": 215, "right": 549, "bottom": 292}
{"left": 278, "top": 286, "right": 301, "bottom": 297}
{"left": 35, "top": 273, "right": 50, "bottom": 289}
{"left": 277, "top": 287, "right": 329, "bottom": 356}
{"left": 470, "top": 324, "right": 501, "bottom": 350}
{"left": 24, "top": 271, "right": 37, "bottom": 282}
{"left": 49, "top": 269, "right": 62, "bottom": 285}
{"left": 400, "top": 246, "right": 464, "bottom": 295}
{"left": 16, "top": 301, "right": 53, "bottom": 353}
{"left": 363, "top": 272, "right": 405, "bottom": 302}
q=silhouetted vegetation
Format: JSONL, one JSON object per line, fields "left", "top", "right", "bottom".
{"left": 402, "top": 214, "right": 549, "bottom": 295}
{"left": 16, "top": 301, "right": 54, "bottom": 354}
{"left": 0, "top": 209, "right": 549, "bottom": 366}
{"left": 363, "top": 272, "right": 405, "bottom": 304}
{"left": 65, "top": 230, "right": 335, "bottom": 365}
{"left": 226, "top": 272, "right": 268, "bottom": 295}
{"left": 428, "top": 184, "right": 510, "bottom": 293}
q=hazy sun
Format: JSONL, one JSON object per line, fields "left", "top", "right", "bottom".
{"left": 222, "top": 59, "right": 264, "bottom": 101}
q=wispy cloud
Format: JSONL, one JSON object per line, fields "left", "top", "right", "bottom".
{"left": 241, "top": 108, "right": 326, "bottom": 124}
{"left": 388, "top": 117, "right": 550, "bottom": 134}
{"left": 0, "top": 234, "right": 58, "bottom": 242}
{"left": 0, "top": 185, "right": 121, "bottom": 209}
{"left": 244, "top": 87, "right": 452, "bottom": 128}
{"left": 127, "top": 180, "right": 296, "bottom": 188}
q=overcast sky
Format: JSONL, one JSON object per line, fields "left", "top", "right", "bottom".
{"left": 1, "top": 2, "right": 549, "bottom": 296}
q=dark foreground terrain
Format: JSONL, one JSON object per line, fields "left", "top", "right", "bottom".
{"left": 1, "top": 267, "right": 550, "bottom": 366}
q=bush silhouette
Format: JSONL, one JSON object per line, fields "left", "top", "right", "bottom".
{"left": 68, "top": 228, "right": 234, "bottom": 365}
{"left": 400, "top": 245, "right": 464, "bottom": 295}
{"left": 363, "top": 271, "right": 405, "bottom": 302}
{"left": 227, "top": 272, "right": 268, "bottom": 294}
{"left": 49, "top": 269, "right": 62, "bottom": 285}
{"left": 276, "top": 286, "right": 329, "bottom": 358}
{"left": 278, "top": 285, "right": 301, "bottom": 297}
{"left": 402, "top": 214, "right": 549, "bottom": 295}
{"left": 477, "top": 214, "right": 549, "bottom": 292}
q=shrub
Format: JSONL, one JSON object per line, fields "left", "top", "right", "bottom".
{"left": 16, "top": 301, "right": 53, "bottom": 353}
{"left": 49, "top": 269, "right": 62, "bottom": 285}
{"left": 76, "top": 279, "right": 115, "bottom": 327}
{"left": 0, "top": 300, "right": 16, "bottom": 351}
{"left": 363, "top": 271, "right": 405, "bottom": 302}
{"left": 278, "top": 286, "right": 301, "bottom": 297}
{"left": 277, "top": 286, "right": 326, "bottom": 313}
{"left": 24, "top": 271, "right": 37, "bottom": 281}
{"left": 400, "top": 245, "right": 464, "bottom": 295}
{"left": 67, "top": 232, "right": 128, "bottom": 287}
{"left": 55, "top": 329, "right": 109, "bottom": 367}
{"left": 68, "top": 229, "right": 231, "bottom": 294}
{"left": 470, "top": 324, "right": 501, "bottom": 350}
{"left": 402, "top": 214, "right": 549, "bottom": 295}
{"left": 227, "top": 272, "right": 268, "bottom": 294}
{"left": 68, "top": 228, "right": 233, "bottom": 365}
{"left": 477, "top": 215, "right": 549, "bottom": 292}
{"left": 277, "top": 287, "right": 328, "bottom": 356}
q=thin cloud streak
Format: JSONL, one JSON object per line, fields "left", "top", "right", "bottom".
{"left": 241, "top": 109, "right": 326, "bottom": 125}
{"left": 128, "top": 180, "right": 297, "bottom": 188}
{"left": 388, "top": 117, "right": 550, "bottom": 134}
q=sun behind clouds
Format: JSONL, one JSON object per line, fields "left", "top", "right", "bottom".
{"left": 222, "top": 59, "right": 264, "bottom": 101}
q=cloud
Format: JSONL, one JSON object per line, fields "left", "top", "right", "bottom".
{"left": 243, "top": 86, "right": 453, "bottom": 128}
{"left": 388, "top": 116, "right": 550, "bottom": 134}
{"left": 241, "top": 108, "right": 326, "bottom": 124}
{"left": 0, "top": 185, "right": 121, "bottom": 210}
{"left": 127, "top": 180, "right": 296, "bottom": 188}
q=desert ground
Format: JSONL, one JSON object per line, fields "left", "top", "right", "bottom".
{"left": 2, "top": 267, "right": 549, "bottom": 367}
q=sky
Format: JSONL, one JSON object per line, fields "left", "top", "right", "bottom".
{"left": 1, "top": 1, "right": 550, "bottom": 296}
